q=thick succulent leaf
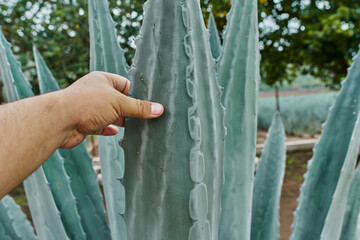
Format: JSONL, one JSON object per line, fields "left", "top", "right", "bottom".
{"left": 251, "top": 112, "right": 286, "bottom": 240}
{"left": 98, "top": 138, "right": 127, "bottom": 238}
{"left": 0, "top": 195, "right": 36, "bottom": 240}
{"left": 320, "top": 109, "right": 360, "bottom": 239}
{"left": 88, "top": 0, "right": 130, "bottom": 239}
{"left": 0, "top": 28, "right": 32, "bottom": 100}
{"left": 41, "top": 152, "right": 86, "bottom": 239}
{"left": 208, "top": 12, "right": 222, "bottom": 60}
{"left": 0, "top": 27, "right": 18, "bottom": 102}
{"left": 33, "top": 46, "right": 61, "bottom": 93}
{"left": 290, "top": 52, "right": 360, "bottom": 240}
{"left": 34, "top": 45, "right": 110, "bottom": 240}
{"left": 88, "top": 0, "right": 129, "bottom": 78}
{"left": 122, "top": 0, "right": 225, "bottom": 239}
{"left": 340, "top": 167, "right": 360, "bottom": 239}
{"left": 217, "top": 0, "right": 260, "bottom": 239}
{"left": 0, "top": 28, "right": 68, "bottom": 240}
{"left": 0, "top": 221, "right": 12, "bottom": 240}
{"left": 33, "top": 46, "right": 86, "bottom": 240}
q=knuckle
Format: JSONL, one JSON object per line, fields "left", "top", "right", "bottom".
{"left": 136, "top": 100, "right": 147, "bottom": 115}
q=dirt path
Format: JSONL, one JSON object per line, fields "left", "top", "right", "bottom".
{"left": 280, "top": 151, "right": 313, "bottom": 239}
{"left": 259, "top": 89, "right": 331, "bottom": 98}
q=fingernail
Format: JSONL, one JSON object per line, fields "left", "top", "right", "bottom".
{"left": 151, "top": 103, "right": 163, "bottom": 115}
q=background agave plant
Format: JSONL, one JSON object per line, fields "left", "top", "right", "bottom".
{"left": 1, "top": 0, "right": 360, "bottom": 240}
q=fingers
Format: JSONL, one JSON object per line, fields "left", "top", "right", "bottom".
{"left": 117, "top": 94, "right": 164, "bottom": 119}
{"left": 112, "top": 117, "right": 125, "bottom": 127}
{"left": 94, "top": 125, "right": 119, "bottom": 136}
{"left": 97, "top": 71, "right": 130, "bottom": 95}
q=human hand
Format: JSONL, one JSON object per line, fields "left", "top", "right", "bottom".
{"left": 59, "top": 71, "right": 164, "bottom": 148}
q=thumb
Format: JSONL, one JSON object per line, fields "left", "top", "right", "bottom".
{"left": 117, "top": 94, "right": 164, "bottom": 119}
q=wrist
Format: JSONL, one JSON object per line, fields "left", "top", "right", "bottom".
{"left": 49, "top": 90, "right": 79, "bottom": 148}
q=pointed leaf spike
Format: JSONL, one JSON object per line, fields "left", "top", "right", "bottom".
{"left": 88, "top": 0, "right": 129, "bottom": 239}
{"left": 218, "top": 0, "right": 260, "bottom": 239}
{"left": 320, "top": 113, "right": 360, "bottom": 240}
{"left": 251, "top": 112, "right": 286, "bottom": 240}
{"left": 33, "top": 45, "right": 61, "bottom": 93}
{"left": 208, "top": 12, "right": 222, "bottom": 60}
{"left": 34, "top": 45, "right": 111, "bottom": 240}
{"left": 0, "top": 28, "right": 68, "bottom": 240}
{"left": 123, "top": 1, "right": 225, "bottom": 239}
{"left": 291, "top": 51, "right": 360, "bottom": 240}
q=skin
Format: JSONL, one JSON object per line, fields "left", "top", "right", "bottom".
{"left": 0, "top": 71, "right": 164, "bottom": 198}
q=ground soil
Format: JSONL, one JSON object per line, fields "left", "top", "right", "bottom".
{"left": 280, "top": 151, "right": 313, "bottom": 240}
{"left": 259, "top": 89, "right": 331, "bottom": 98}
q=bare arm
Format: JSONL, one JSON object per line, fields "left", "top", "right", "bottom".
{"left": 0, "top": 71, "right": 164, "bottom": 198}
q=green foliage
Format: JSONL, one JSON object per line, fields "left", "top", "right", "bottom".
{"left": 251, "top": 112, "right": 286, "bottom": 240}
{"left": 258, "top": 92, "right": 336, "bottom": 135}
{"left": 291, "top": 51, "right": 360, "bottom": 240}
{"left": 259, "top": 1, "right": 360, "bottom": 87}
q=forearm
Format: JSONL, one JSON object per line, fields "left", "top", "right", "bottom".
{"left": 0, "top": 91, "right": 72, "bottom": 197}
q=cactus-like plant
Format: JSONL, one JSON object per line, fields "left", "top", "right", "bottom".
{"left": 0, "top": 195, "right": 36, "bottom": 240}
{"left": 121, "top": 1, "right": 226, "bottom": 239}
{"left": 320, "top": 107, "right": 360, "bottom": 239}
{"left": 251, "top": 112, "right": 286, "bottom": 240}
{"left": 218, "top": 0, "right": 260, "bottom": 239}
{"left": 340, "top": 165, "right": 360, "bottom": 239}
{"left": 0, "top": 28, "right": 69, "bottom": 240}
{"left": 33, "top": 45, "right": 111, "bottom": 240}
{"left": 88, "top": 0, "right": 130, "bottom": 238}
{"left": 1, "top": 35, "right": 86, "bottom": 239}
{"left": 3, "top": 1, "right": 360, "bottom": 240}
{"left": 291, "top": 52, "right": 360, "bottom": 240}
{"left": 208, "top": 12, "right": 222, "bottom": 61}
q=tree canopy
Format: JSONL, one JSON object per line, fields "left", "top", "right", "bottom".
{"left": 0, "top": 0, "right": 359, "bottom": 94}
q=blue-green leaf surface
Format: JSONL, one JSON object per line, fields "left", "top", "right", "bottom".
{"left": 0, "top": 221, "right": 12, "bottom": 240}
{"left": 122, "top": 1, "right": 225, "bottom": 239}
{"left": 290, "top": 52, "right": 360, "bottom": 240}
{"left": 0, "top": 28, "right": 68, "bottom": 240}
{"left": 32, "top": 45, "right": 86, "bottom": 240}
{"left": 340, "top": 165, "right": 360, "bottom": 239}
{"left": 34, "top": 45, "right": 110, "bottom": 240}
{"left": 0, "top": 195, "right": 36, "bottom": 240}
{"left": 208, "top": 12, "right": 222, "bottom": 60}
{"left": 251, "top": 112, "right": 286, "bottom": 240}
{"left": 320, "top": 109, "right": 360, "bottom": 240}
{"left": 218, "top": 0, "right": 260, "bottom": 239}
{"left": 88, "top": 0, "right": 130, "bottom": 238}
{"left": 41, "top": 152, "right": 86, "bottom": 239}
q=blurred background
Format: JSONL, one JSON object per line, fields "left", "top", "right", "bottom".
{"left": 1, "top": 0, "right": 360, "bottom": 239}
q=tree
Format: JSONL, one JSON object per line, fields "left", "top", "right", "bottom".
{"left": 258, "top": 0, "right": 360, "bottom": 88}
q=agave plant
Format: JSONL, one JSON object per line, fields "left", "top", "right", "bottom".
{"left": 1, "top": 0, "right": 360, "bottom": 240}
